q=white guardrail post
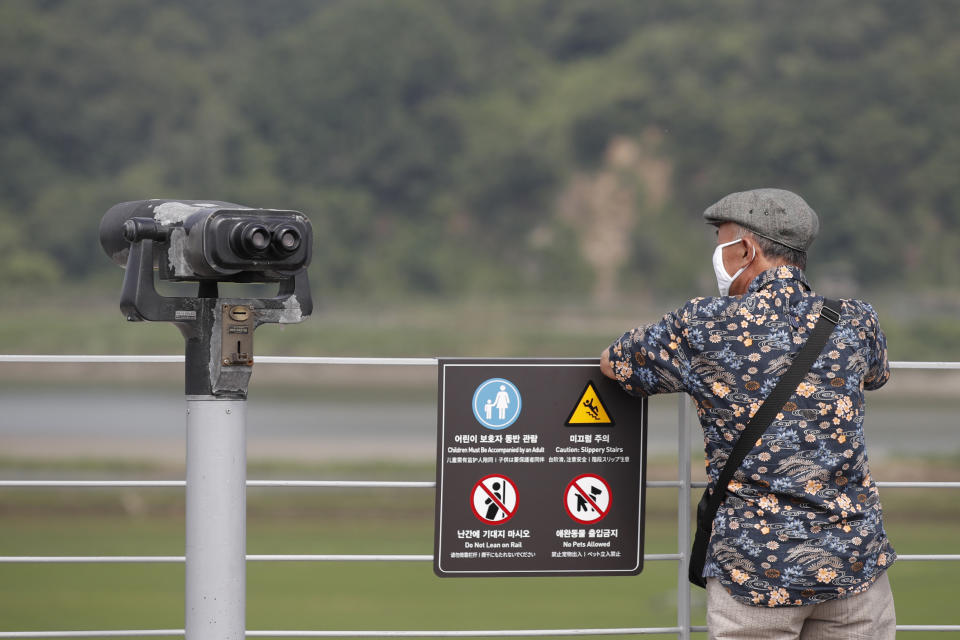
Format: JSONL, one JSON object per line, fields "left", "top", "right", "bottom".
{"left": 185, "top": 397, "right": 247, "bottom": 640}
{"left": 676, "top": 396, "right": 692, "bottom": 640}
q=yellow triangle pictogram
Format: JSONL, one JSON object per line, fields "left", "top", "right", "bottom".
{"left": 565, "top": 381, "right": 614, "bottom": 426}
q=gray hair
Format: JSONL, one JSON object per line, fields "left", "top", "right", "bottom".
{"left": 735, "top": 225, "right": 807, "bottom": 270}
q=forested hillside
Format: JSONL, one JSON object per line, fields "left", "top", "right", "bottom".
{"left": 2, "top": 0, "right": 958, "bottom": 302}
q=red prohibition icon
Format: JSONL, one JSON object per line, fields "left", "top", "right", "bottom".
{"left": 471, "top": 474, "right": 518, "bottom": 525}
{"left": 564, "top": 473, "right": 611, "bottom": 524}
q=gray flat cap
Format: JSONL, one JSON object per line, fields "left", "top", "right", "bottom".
{"left": 703, "top": 188, "right": 819, "bottom": 252}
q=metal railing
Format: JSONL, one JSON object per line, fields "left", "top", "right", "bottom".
{"left": 1, "top": 356, "right": 959, "bottom": 637}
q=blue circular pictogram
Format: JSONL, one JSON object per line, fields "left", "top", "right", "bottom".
{"left": 472, "top": 378, "right": 522, "bottom": 430}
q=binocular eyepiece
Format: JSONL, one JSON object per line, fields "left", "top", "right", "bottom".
{"left": 100, "top": 199, "right": 312, "bottom": 282}
{"left": 231, "top": 221, "right": 301, "bottom": 257}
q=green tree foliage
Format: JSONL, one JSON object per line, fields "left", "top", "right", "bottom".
{"left": 1, "top": 0, "right": 958, "bottom": 298}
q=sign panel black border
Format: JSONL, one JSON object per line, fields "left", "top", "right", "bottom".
{"left": 433, "top": 358, "right": 648, "bottom": 577}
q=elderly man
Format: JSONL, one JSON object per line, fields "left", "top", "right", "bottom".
{"left": 601, "top": 189, "right": 896, "bottom": 639}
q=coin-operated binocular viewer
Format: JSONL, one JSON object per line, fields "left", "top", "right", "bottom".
{"left": 100, "top": 199, "right": 313, "bottom": 640}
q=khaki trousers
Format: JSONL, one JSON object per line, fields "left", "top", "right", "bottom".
{"left": 706, "top": 571, "right": 895, "bottom": 640}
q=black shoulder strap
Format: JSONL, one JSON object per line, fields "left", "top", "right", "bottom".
{"left": 689, "top": 298, "right": 841, "bottom": 587}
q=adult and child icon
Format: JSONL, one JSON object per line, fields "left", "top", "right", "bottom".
{"left": 471, "top": 378, "right": 523, "bottom": 429}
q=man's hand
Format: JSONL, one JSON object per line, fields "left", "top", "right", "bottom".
{"left": 600, "top": 348, "right": 616, "bottom": 380}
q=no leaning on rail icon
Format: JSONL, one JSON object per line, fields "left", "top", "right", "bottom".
{"left": 471, "top": 474, "right": 519, "bottom": 525}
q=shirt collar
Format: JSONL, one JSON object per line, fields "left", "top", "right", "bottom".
{"left": 747, "top": 265, "right": 811, "bottom": 294}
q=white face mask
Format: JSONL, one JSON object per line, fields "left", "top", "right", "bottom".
{"left": 712, "top": 238, "right": 755, "bottom": 296}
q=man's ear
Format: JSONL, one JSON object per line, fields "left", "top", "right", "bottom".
{"left": 739, "top": 234, "right": 759, "bottom": 262}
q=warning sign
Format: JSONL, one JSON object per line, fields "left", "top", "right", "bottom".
{"left": 471, "top": 474, "right": 518, "bottom": 525}
{"left": 564, "top": 474, "right": 611, "bottom": 524}
{"left": 434, "top": 358, "right": 648, "bottom": 577}
{"left": 565, "top": 381, "right": 614, "bottom": 426}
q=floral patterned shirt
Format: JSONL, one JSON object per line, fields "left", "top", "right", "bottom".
{"left": 607, "top": 265, "right": 895, "bottom": 607}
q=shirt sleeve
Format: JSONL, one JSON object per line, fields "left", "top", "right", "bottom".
{"left": 862, "top": 303, "right": 891, "bottom": 391}
{"left": 606, "top": 305, "right": 691, "bottom": 397}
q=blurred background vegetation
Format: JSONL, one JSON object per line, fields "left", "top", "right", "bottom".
{"left": 2, "top": 0, "right": 960, "bottom": 358}
{"left": 2, "top": 3, "right": 959, "bottom": 635}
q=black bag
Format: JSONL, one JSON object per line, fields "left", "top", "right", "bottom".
{"left": 688, "top": 299, "right": 840, "bottom": 588}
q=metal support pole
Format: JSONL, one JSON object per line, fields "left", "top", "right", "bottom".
{"left": 677, "top": 396, "right": 692, "bottom": 640}
{"left": 186, "top": 397, "right": 247, "bottom": 640}
{"left": 100, "top": 200, "right": 313, "bottom": 640}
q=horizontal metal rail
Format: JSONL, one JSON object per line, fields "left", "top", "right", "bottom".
{"left": 0, "top": 480, "right": 437, "bottom": 489}
{"left": 3, "top": 625, "right": 960, "bottom": 638}
{"left": 245, "top": 630, "right": 688, "bottom": 638}
{"left": 3, "top": 552, "right": 955, "bottom": 564}
{"left": 0, "top": 553, "right": 685, "bottom": 564}
{"left": 887, "top": 361, "right": 960, "bottom": 369}
{"left": 877, "top": 482, "right": 960, "bottom": 489}
{"left": 0, "top": 633, "right": 185, "bottom": 639}
{"left": 0, "top": 355, "right": 439, "bottom": 366}
{"left": 2, "top": 355, "right": 958, "bottom": 369}
{"left": 0, "top": 630, "right": 689, "bottom": 638}
{"left": 4, "top": 479, "right": 958, "bottom": 489}
{"left": 245, "top": 631, "right": 686, "bottom": 638}
{"left": 0, "top": 556, "right": 186, "bottom": 564}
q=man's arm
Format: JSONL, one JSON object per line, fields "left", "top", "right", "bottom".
{"left": 863, "top": 303, "right": 891, "bottom": 391}
{"left": 600, "top": 306, "right": 692, "bottom": 397}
